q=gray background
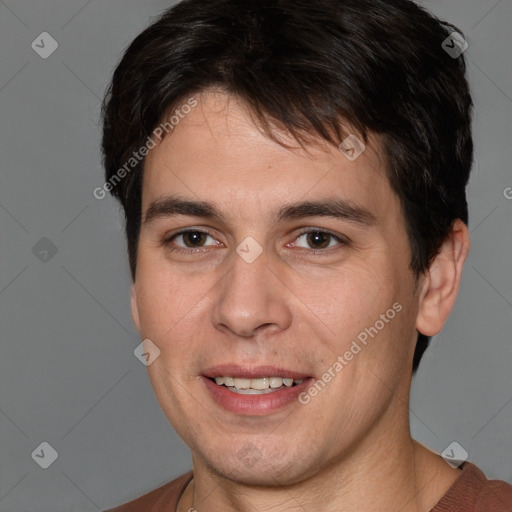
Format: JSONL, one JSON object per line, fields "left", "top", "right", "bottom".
{"left": 0, "top": 0, "right": 511, "bottom": 510}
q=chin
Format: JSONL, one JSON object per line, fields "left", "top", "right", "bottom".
{"left": 197, "top": 440, "right": 319, "bottom": 487}
{"left": 210, "top": 462, "right": 308, "bottom": 487}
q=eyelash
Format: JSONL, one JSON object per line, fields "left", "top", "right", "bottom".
{"left": 161, "top": 228, "right": 349, "bottom": 255}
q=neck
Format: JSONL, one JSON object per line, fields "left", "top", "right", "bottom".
{"left": 179, "top": 393, "right": 460, "bottom": 512}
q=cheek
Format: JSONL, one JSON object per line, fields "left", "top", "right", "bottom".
{"left": 134, "top": 265, "right": 197, "bottom": 351}
{"left": 310, "top": 262, "right": 399, "bottom": 338}
{"left": 137, "top": 244, "right": 194, "bottom": 311}
{"left": 134, "top": 269, "right": 224, "bottom": 384}
{"left": 306, "top": 259, "right": 413, "bottom": 387}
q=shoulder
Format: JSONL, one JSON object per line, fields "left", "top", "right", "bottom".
{"left": 432, "top": 462, "right": 512, "bottom": 512}
{"left": 103, "top": 471, "right": 193, "bottom": 512}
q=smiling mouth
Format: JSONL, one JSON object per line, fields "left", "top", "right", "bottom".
{"left": 209, "top": 376, "right": 305, "bottom": 395}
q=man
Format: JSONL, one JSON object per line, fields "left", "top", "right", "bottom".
{"left": 101, "top": 0, "right": 512, "bottom": 510}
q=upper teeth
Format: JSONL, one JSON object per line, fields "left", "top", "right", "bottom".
{"left": 214, "top": 376, "right": 304, "bottom": 390}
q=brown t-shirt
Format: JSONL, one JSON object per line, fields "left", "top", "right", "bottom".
{"left": 104, "top": 462, "right": 512, "bottom": 512}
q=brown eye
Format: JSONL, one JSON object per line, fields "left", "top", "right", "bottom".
{"left": 165, "top": 230, "right": 219, "bottom": 250}
{"left": 181, "top": 231, "right": 209, "bottom": 247}
{"left": 305, "top": 231, "right": 331, "bottom": 249}
{"left": 294, "top": 230, "right": 345, "bottom": 250}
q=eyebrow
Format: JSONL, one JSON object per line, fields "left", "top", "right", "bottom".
{"left": 143, "top": 195, "right": 377, "bottom": 227}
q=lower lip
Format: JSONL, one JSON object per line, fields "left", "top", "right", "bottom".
{"left": 202, "top": 376, "right": 314, "bottom": 415}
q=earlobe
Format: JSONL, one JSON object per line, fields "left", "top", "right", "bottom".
{"left": 130, "top": 283, "right": 141, "bottom": 335}
{"left": 416, "top": 220, "right": 470, "bottom": 337}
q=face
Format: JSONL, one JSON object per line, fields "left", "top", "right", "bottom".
{"left": 131, "top": 90, "right": 421, "bottom": 485}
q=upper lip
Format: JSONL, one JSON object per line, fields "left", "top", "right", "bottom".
{"left": 202, "top": 365, "right": 311, "bottom": 380}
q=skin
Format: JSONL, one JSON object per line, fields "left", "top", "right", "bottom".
{"left": 130, "top": 90, "right": 470, "bottom": 512}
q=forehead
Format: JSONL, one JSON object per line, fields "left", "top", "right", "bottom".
{"left": 141, "top": 91, "right": 396, "bottom": 221}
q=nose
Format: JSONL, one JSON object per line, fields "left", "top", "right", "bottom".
{"left": 211, "top": 245, "right": 292, "bottom": 338}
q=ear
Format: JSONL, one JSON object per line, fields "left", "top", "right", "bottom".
{"left": 416, "top": 219, "right": 470, "bottom": 336}
{"left": 130, "top": 283, "right": 141, "bottom": 335}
